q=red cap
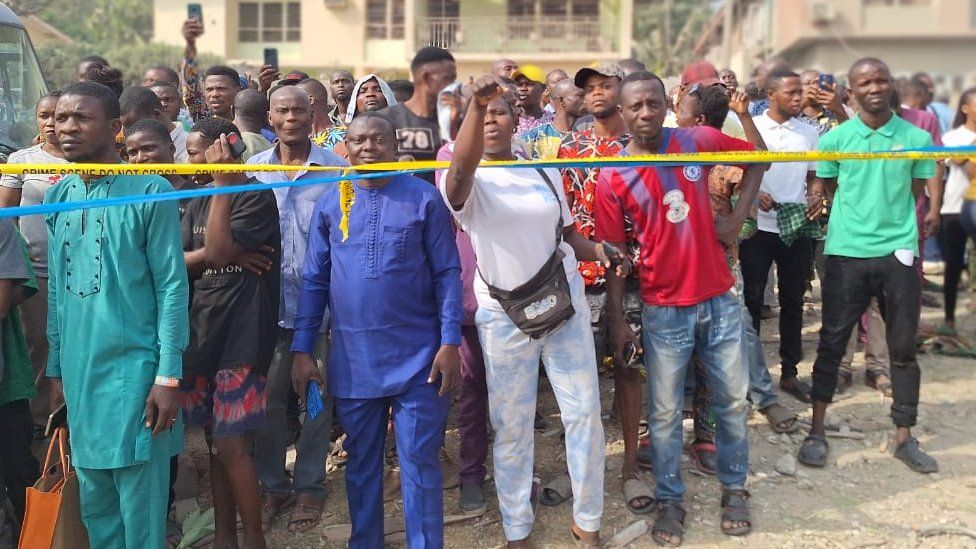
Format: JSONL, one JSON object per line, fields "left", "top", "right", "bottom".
{"left": 680, "top": 61, "right": 720, "bottom": 86}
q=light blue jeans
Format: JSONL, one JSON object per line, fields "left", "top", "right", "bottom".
{"left": 642, "top": 291, "right": 749, "bottom": 502}
{"left": 476, "top": 272, "right": 604, "bottom": 541}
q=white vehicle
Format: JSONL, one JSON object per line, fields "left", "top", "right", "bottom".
{"left": 0, "top": 3, "right": 47, "bottom": 161}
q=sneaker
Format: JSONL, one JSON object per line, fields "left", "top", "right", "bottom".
{"left": 459, "top": 481, "right": 487, "bottom": 515}
{"left": 894, "top": 437, "right": 939, "bottom": 474}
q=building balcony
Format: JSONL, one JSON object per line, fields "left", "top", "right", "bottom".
{"left": 417, "top": 15, "right": 619, "bottom": 56}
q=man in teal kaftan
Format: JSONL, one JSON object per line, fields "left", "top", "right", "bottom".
{"left": 44, "top": 82, "right": 189, "bottom": 549}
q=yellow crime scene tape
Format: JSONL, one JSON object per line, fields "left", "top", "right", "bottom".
{"left": 0, "top": 147, "right": 973, "bottom": 177}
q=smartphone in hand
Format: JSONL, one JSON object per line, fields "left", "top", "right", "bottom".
{"left": 818, "top": 73, "right": 835, "bottom": 90}
{"left": 187, "top": 3, "right": 203, "bottom": 21}
{"left": 226, "top": 132, "right": 248, "bottom": 159}
{"left": 263, "top": 48, "right": 279, "bottom": 72}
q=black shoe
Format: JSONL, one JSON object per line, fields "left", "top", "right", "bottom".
{"left": 894, "top": 437, "right": 939, "bottom": 473}
{"left": 534, "top": 411, "right": 549, "bottom": 431}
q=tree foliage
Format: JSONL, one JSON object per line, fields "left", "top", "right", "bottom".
{"left": 9, "top": 0, "right": 224, "bottom": 89}
{"left": 633, "top": 0, "right": 715, "bottom": 76}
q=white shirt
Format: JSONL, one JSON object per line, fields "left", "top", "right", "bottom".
{"left": 941, "top": 126, "right": 976, "bottom": 215}
{"left": 170, "top": 123, "right": 189, "bottom": 163}
{"left": 754, "top": 111, "right": 820, "bottom": 233}
{"left": 440, "top": 166, "right": 578, "bottom": 311}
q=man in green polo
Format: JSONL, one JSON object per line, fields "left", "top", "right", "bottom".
{"left": 798, "top": 58, "right": 938, "bottom": 474}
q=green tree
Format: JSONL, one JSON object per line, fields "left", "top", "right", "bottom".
{"left": 633, "top": 0, "right": 715, "bottom": 76}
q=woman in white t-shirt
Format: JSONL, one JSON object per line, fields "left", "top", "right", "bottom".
{"left": 940, "top": 88, "right": 976, "bottom": 332}
{"left": 442, "top": 77, "right": 626, "bottom": 548}
{"left": 0, "top": 91, "right": 68, "bottom": 432}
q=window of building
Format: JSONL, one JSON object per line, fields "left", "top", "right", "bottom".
{"left": 367, "top": 0, "right": 406, "bottom": 39}
{"left": 863, "top": 0, "right": 931, "bottom": 5}
{"left": 507, "top": 0, "right": 599, "bottom": 18}
{"left": 239, "top": 1, "right": 301, "bottom": 42}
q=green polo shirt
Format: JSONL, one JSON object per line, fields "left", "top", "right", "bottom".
{"left": 816, "top": 113, "right": 935, "bottom": 258}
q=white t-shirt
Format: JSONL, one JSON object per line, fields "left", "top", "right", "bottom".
{"left": 170, "top": 123, "right": 189, "bottom": 163}
{"left": 754, "top": 112, "right": 820, "bottom": 233}
{"left": 942, "top": 126, "right": 976, "bottom": 215}
{"left": 440, "top": 166, "right": 578, "bottom": 311}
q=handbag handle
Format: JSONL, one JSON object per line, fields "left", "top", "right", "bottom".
{"left": 39, "top": 427, "right": 70, "bottom": 481}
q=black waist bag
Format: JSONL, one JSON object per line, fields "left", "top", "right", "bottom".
{"left": 481, "top": 169, "right": 575, "bottom": 339}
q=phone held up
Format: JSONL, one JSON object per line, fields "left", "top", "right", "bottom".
{"left": 263, "top": 48, "right": 279, "bottom": 71}
{"left": 819, "top": 73, "right": 835, "bottom": 91}
{"left": 187, "top": 3, "right": 203, "bottom": 22}
{"left": 226, "top": 132, "right": 248, "bottom": 159}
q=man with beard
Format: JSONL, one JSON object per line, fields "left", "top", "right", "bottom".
{"left": 44, "top": 81, "right": 189, "bottom": 548}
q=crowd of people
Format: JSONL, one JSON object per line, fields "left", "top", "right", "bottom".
{"left": 0, "top": 12, "right": 969, "bottom": 549}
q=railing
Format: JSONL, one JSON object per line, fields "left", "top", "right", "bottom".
{"left": 419, "top": 16, "right": 617, "bottom": 54}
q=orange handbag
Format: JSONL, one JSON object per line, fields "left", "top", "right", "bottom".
{"left": 18, "top": 428, "right": 89, "bottom": 549}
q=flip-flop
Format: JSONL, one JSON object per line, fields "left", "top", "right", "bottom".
{"left": 779, "top": 378, "right": 812, "bottom": 403}
{"left": 622, "top": 477, "right": 656, "bottom": 514}
{"left": 539, "top": 472, "right": 572, "bottom": 506}
{"left": 798, "top": 434, "right": 829, "bottom": 467}
{"left": 688, "top": 441, "right": 718, "bottom": 475}
{"left": 287, "top": 494, "right": 324, "bottom": 533}
{"left": 260, "top": 493, "right": 295, "bottom": 533}
{"left": 759, "top": 403, "right": 799, "bottom": 434}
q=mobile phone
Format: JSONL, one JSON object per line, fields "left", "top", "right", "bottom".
{"left": 819, "top": 73, "right": 835, "bottom": 90}
{"left": 45, "top": 403, "right": 67, "bottom": 438}
{"left": 263, "top": 48, "right": 279, "bottom": 71}
{"left": 187, "top": 3, "right": 203, "bottom": 21}
{"left": 226, "top": 132, "right": 247, "bottom": 159}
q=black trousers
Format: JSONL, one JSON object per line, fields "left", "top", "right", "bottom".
{"left": 740, "top": 231, "right": 812, "bottom": 379}
{"left": 0, "top": 400, "right": 40, "bottom": 520}
{"left": 939, "top": 214, "right": 969, "bottom": 322}
{"left": 811, "top": 255, "right": 921, "bottom": 427}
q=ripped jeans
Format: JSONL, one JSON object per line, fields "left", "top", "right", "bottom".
{"left": 642, "top": 291, "right": 750, "bottom": 502}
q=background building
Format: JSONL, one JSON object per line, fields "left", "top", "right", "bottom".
{"left": 696, "top": 0, "right": 976, "bottom": 99}
{"left": 153, "top": 0, "right": 634, "bottom": 79}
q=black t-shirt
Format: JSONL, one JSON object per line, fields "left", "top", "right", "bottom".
{"left": 378, "top": 103, "right": 442, "bottom": 184}
{"left": 181, "top": 181, "right": 281, "bottom": 377}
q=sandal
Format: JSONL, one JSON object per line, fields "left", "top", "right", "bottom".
{"left": 797, "top": 434, "right": 829, "bottom": 467}
{"left": 637, "top": 441, "right": 653, "bottom": 471}
{"left": 720, "top": 489, "right": 751, "bottom": 536}
{"left": 779, "top": 377, "right": 812, "bottom": 403}
{"left": 622, "top": 477, "right": 656, "bottom": 514}
{"left": 759, "top": 403, "right": 799, "bottom": 434}
{"left": 260, "top": 493, "right": 294, "bottom": 533}
{"left": 835, "top": 371, "right": 853, "bottom": 395}
{"left": 459, "top": 481, "right": 487, "bottom": 515}
{"left": 866, "top": 373, "right": 893, "bottom": 397}
{"left": 329, "top": 433, "right": 348, "bottom": 468}
{"left": 688, "top": 441, "right": 718, "bottom": 476}
{"left": 287, "top": 493, "right": 324, "bottom": 533}
{"left": 539, "top": 472, "right": 572, "bottom": 506}
{"left": 570, "top": 522, "right": 599, "bottom": 547}
{"left": 894, "top": 437, "right": 939, "bottom": 474}
{"left": 651, "top": 501, "right": 685, "bottom": 547}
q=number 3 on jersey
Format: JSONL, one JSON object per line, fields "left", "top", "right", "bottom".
{"left": 662, "top": 189, "right": 690, "bottom": 224}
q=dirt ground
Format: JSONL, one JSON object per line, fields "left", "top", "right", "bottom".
{"left": 175, "top": 273, "right": 976, "bottom": 548}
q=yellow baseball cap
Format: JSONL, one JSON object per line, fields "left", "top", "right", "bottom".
{"left": 512, "top": 64, "right": 546, "bottom": 85}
